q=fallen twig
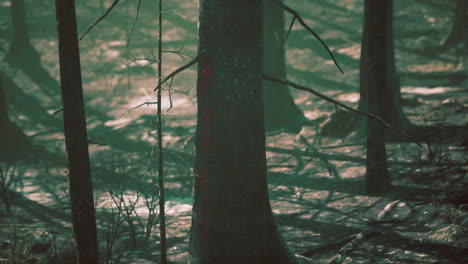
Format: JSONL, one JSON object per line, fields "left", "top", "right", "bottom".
{"left": 328, "top": 200, "right": 405, "bottom": 264}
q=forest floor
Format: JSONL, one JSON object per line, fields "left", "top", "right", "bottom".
{"left": 0, "top": 0, "right": 467, "bottom": 263}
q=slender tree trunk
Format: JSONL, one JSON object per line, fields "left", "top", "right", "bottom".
{"left": 0, "top": 73, "right": 11, "bottom": 162}
{"left": 188, "top": 1, "right": 297, "bottom": 263}
{"left": 358, "top": 0, "right": 412, "bottom": 135}
{"left": 263, "top": 0, "right": 306, "bottom": 133}
{"left": 361, "top": 0, "right": 390, "bottom": 194}
{"left": 441, "top": 0, "right": 468, "bottom": 48}
{"left": 0, "top": 73, "right": 8, "bottom": 130}
{"left": 0, "top": 73, "right": 30, "bottom": 163}
{"left": 55, "top": 1, "right": 100, "bottom": 263}
{"left": 463, "top": 2, "right": 468, "bottom": 83}
{"left": 6, "top": 0, "right": 40, "bottom": 66}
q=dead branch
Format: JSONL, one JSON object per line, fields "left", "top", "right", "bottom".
{"left": 80, "top": 0, "right": 121, "bottom": 40}
{"left": 376, "top": 200, "right": 400, "bottom": 220}
{"left": 153, "top": 55, "right": 199, "bottom": 91}
{"left": 328, "top": 200, "right": 407, "bottom": 263}
{"left": 127, "top": 0, "right": 142, "bottom": 46}
{"left": 121, "top": 101, "right": 159, "bottom": 117}
{"left": 285, "top": 16, "right": 296, "bottom": 41}
{"left": 262, "top": 74, "right": 422, "bottom": 147}
{"left": 329, "top": 231, "right": 379, "bottom": 264}
{"left": 271, "top": 0, "right": 344, "bottom": 74}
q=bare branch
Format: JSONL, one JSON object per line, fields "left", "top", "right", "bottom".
{"left": 127, "top": 0, "right": 143, "bottom": 46}
{"left": 80, "top": 0, "right": 121, "bottom": 40}
{"left": 162, "top": 49, "right": 195, "bottom": 59}
{"left": 262, "top": 74, "right": 422, "bottom": 146}
{"left": 153, "top": 55, "right": 199, "bottom": 91}
{"left": 120, "top": 101, "right": 158, "bottom": 117}
{"left": 166, "top": 76, "right": 175, "bottom": 112}
{"left": 271, "top": 0, "right": 344, "bottom": 74}
{"left": 285, "top": 16, "right": 296, "bottom": 41}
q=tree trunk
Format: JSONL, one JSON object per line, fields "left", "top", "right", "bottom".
{"left": 359, "top": 0, "right": 412, "bottom": 135}
{"left": 188, "top": 1, "right": 297, "bottom": 263}
{"left": 463, "top": 2, "right": 468, "bottom": 83}
{"left": 0, "top": 73, "right": 8, "bottom": 130}
{"left": 361, "top": 0, "right": 390, "bottom": 194}
{"left": 263, "top": 0, "right": 306, "bottom": 133}
{"left": 321, "top": 0, "right": 413, "bottom": 139}
{"left": 55, "top": 1, "right": 100, "bottom": 263}
{"left": 6, "top": 0, "right": 40, "bottom": 66}
{"left": 441, "top": 0, "right": 468, "bottom": 48}
{"left": 0, "top": 73, "right": 30, "bottom": 163}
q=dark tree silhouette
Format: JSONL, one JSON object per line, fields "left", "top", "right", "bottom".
{"left": 0, "top": 73, "right": 30, "bottom": 164}
{"left": 321, "top": 0, "right": 413, "bottom": 139}
{"left": 359, "top": 0, "right": 412, "bottom": 134}
{"left": 55, "top": 0, "right": 100, "bottom": 263}
{"left": 188, "top": 1, "right": 298, "bottom": 263}
{"left": 361, "top": 0, "right": 391, "bottom": 194}
{"left": 6, "top": 0, "right": 40, "bottom": 66}
{"left": 440, "top": 0, "right": 467, "bottom": 49}
{"left": 263, "top": 0, "right": 307, "bottom": 133}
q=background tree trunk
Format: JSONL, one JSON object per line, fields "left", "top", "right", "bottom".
{"left": 263, "top": 0, "right": 306, "bottom": 133}
{"left": 55, "top": 0, "right": 100, "bottom": 263}
{"left": 441, "top": 0, "right": 467, "bottom": 48}
{"left": 362, "top": 0, "right": 390, "bottom": 194}
{"left": 463, "top": 1, "right": 468, "bottom": 83}
{"left": 0, "top": 73, "right": 30, "bottom": 163}
{"left": 359, "top": 0, "right": 412, "bottom": 135}
{"left": 321, "top": 0, "right": 413, "bottom": 139}
{"left": 188, "top": 1, "right": 297, "bottom": 263}
{"left": 6, "top": 0, "right": 40, "bottom": 66}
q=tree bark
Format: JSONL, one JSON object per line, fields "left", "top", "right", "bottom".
{"left": 263, "top": 0, "right": 306, "bottom": 133}
{"left": 188, "top": 1, "right": 297, "bottom": 263}
{"left": 55, "top": 1, "right": 100, "bottom": 263}
{"left": 361, "top": 0, "right": 390, "bottom": 194}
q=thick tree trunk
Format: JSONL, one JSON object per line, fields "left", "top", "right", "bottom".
{"left": 188, "top": 1, "right": 297, "bottom": 263}
{"left": 361, "top": 0, "right": 390, "bottom": 194}
{"left": 263, "top": 0, "right": 306, "bottom": 133}
{"left": 55, "top": 1, "right": 100, "bottom": 263}
{"left": 6, "top": 0, "right": 40, "bottom": 66}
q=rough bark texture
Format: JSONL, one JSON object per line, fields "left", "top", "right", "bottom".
{"left": 263, "top": 0, "right": 306, "bottom": 133}
{"left": 361, "top": 0, "right": 390, "bottom": 194}
{"left": 6, "top": 0, "right": 40, "bottom": 66}
{"left": 55, "top": 1, "right": 100, "bottom": 263}
{"left": 188, "top": 1, "right": 297, "bottom": 263}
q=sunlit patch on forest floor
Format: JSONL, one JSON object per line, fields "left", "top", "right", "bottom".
{"left": 0, "top": 0, "right": 467, "bottom": 263}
